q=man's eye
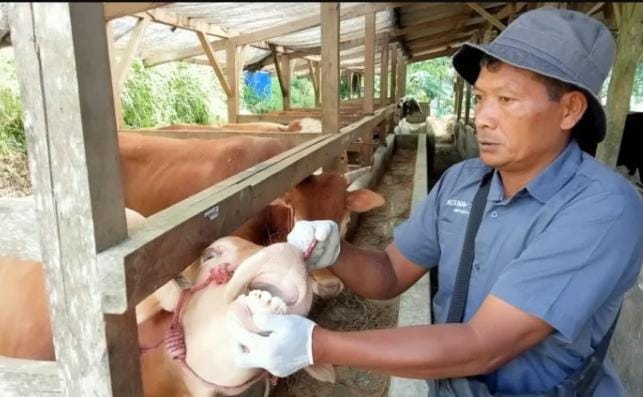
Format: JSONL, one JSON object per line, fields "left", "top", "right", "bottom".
{"left": 499, "top": 96, "right": 513, "bottom": 103}
{"left": 473, "top": 95, "right": 482, "bottom": 104}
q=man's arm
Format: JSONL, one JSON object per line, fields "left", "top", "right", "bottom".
{"left": 312, "top": 294, "right": 554, "bottom": 379}
{"left": 326, "top": 241, "right": 428, "bottom": 300}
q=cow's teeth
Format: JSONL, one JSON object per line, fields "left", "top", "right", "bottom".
{"left": 244, "top": 289, "right": 286, "bottom": 315}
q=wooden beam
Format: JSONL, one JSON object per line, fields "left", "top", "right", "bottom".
{"left": 139, "top": 7, "right": 236, "bottom": 38}
{"left": 314, "top": 61, "right": 321, "bottom": 107}
{"left": 466, "top": 2, "right": 507, "bottom": 30}
{"left": 380, "top": 32, "right": 389, "bottom": 107}
{"left": 234, "top": 3, "right": 412, "bottom": 46}
{"left": 226, "top": 42, "right": 245, "bottom": 123}
{"left": 0, "top": 357, "right": 61, "bottom": 396}
{"left": 103, "top": 2, "right": 170, "bottom": 20}
{"left": 308, "top": 59, "right": 319, "bottom": 103}
{"left": 10, "top": 3, "right": 140, "bottom": 395}
{"left": 390, "top": 44, "right": 397, "bottom": 105}
{"left": 409, "top": 47, "right": 459, "bottom": 63}
{"left": 100, "top": 105, "right": 394, "bottom": 313}
{"left": 115, "top": 17, "right": 150, "bottom": 90}
{"left": 321, "top": 3, "right": 340, "bottom": 136}
{"left": 197, "top": 31, "right": 232, "bottom": 97}
{"left": 395, "top": 50, "right": 406, "bottom": 123}
{"left": 363, "top": 12, "right": 375, "bottom": 115}
{"left": 586, "top": 2, "right": 605, "bottom": 16}
{"left": 282, "top": 55, "right": 292, "bottom": 110}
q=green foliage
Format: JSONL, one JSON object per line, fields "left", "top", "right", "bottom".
{"left": 121, "top": 61, "right": 157, "bottom": 127}
{"left": 242, "top": 75, "right": 282, "bottom": 114}
{"left": 164, "top": 63, "right": 211, "bottom": 124}
{"left": 406, "top": 57, "right": 455, "bottom": 117}
{"left": 0, "top": 88, "right": 25, "bottom": 154}
{"left": 291, "top": 76, "right": 315, "bottom": 108}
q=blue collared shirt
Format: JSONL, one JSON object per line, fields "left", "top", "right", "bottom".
{"left": 394, "top": 140, "right": 643, "bottom": 395}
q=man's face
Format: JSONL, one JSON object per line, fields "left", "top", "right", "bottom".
{"left": 473, "top": 62, "right": 571, "bottom": 174}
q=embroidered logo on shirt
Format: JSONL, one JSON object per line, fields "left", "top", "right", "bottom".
{"left": 446, "top": 198, "right": 471, "bottom": 215}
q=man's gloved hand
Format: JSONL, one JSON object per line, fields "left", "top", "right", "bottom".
{"left": 287, "top": 220, "right": 341, "bottom": 270}
{"left": 233, "top": 313, "right": 316, "bottom": 377}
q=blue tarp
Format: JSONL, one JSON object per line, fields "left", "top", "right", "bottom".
{"left": 243, "top": 71, "right": 271, "bottom": 99}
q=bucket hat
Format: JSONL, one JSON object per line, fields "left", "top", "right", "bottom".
{"left": 452, "top": 8, "right": 615, "bottom": 146}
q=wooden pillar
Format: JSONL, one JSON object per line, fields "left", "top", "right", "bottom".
{"left": 464, "top": 82, "right": 472, "bottom": 125}
{"left": 307, "top": 59, "right": 320, "bottom": 108}
{"left": 380, "top": 32, "right": 389, "bottom": 106}
{"left": 390, "top": 44, "right": 397, "bottom": 105}
{"left": 321, "top": 2, "right": 340, "bottom": 168}
{"left": 395, "top": 50, "right": 406, "bottom": 123}
{"left": 226, "top": 40, "right": 245, "bottom": 123}
{"left": 282, "top": 54, "right": 292, "bottom": 110}
{"left": 455, "top": 76, "right": 465, "bottom": 122}
{"left": 348, "top": 70, "right": 354, "bottom": 98}
{"left": 597, "top": 3, "right": 643, "bottom": 166}
{"left": 314, "top": 60, "right": 321, "bottom": 108}
{"left": 11, "top": 3, "right": 140, "bottom": 395}
{"left": 363, "top": 11, "right": 375, "bottom": 114}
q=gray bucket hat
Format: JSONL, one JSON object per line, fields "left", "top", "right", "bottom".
{"left": 452, "top": 8, "right": 615, "bottom": 146}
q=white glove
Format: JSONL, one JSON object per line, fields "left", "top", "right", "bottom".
{"left": 287, "top": 220, "right": 341, "bottom": 270}
{"left": 233, "top": 313, "right": 316, "bottom": 377}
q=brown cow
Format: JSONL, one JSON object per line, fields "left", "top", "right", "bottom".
{"left": 118, "top": 133, "right": 289, "bottom": 217}
{"left": 156, "top": 117, "right": 322, "bottom": 133}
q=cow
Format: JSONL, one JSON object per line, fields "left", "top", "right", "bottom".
{"left": 156, "top": 118, "right": 322, "bottom": 133}
{"left": 118, "top": 133, "right": 290, "bottom": 217}
{"left": 0, "top": 198, "right": 333, "bottom": 396}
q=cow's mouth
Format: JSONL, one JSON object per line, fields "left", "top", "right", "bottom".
{"left": 245, "top": 272, "right": 299, "bottom": 306}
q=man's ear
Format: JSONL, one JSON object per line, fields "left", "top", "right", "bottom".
{"left": 560, "top": 91, "right": 588, "bottom": 131}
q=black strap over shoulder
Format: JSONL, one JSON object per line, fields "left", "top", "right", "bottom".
{"left": 446, "top": 171, "right": 493, "bottom": 323}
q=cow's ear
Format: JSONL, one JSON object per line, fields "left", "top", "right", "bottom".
{"left": 271, "top": 193, "right": 292, "bottom": 209}
{"left": 346, "top": 189, "right": 385, "bottom": 213}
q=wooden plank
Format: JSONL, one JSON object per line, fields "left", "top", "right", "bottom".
{"left": 115, "top": 17, "right": 150, "bottom": 90}
{"left": 121, "top": 129, "right": 319, "bottom": 147}
{"left": 409, "top": 47, "right": 459, "bottom": 63}
{"left": 197, "top": 31, "right": 232, "bottom": 97}
{"left": 0, "top": 357, "right": 61, "bottom": 397}
{"left": 105, "top": 21, "right": 124, "bottom": 130}
{"left": 10, "top": 3, "right": 140, "bottom": 396}
{"left": 314, "top": 60, "right": 321, "bottom": 107}
{"left": 321, "top": 3, "right": 340, "bottom": 135}
{"left": 234, "top": 3, "right": 412, "bottom": 46}
{"left": 466, "top": 2, "right": 507, "bottom": 30}
{"left": 282, "top": 54, "right": 292, "bottom": 110}
{"left": 363, "top": 12, "right": 375, "bottom": 115}
{"left": 586, "top": 2, "right": 605, "bottom": 16}
{"left": 380, "top": 32, "right": 389, "bottom": 107}
{"left": 308, "top": 59, "right": 319, "bottom": 103}
{"left": 390, "top": 44, "right": 397, "bottom": 105}
{"left": 139, "top": 7, "right": 236, "bottom": 38}
{"left": 226, "top": 41, "right": 244, "bottom": 123}
{"left": 103, "top": 2, "right": 170, "bottom": 20}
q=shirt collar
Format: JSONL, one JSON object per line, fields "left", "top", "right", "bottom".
{"left": 487, "top": 140, "right": 582, "bottom": 204}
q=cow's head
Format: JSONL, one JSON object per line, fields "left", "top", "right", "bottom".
{"left": 398, "top": 96, "right": 423, "bottom": 120}
{"left": 279, "top": 171, "right": 385, "bottom": 238}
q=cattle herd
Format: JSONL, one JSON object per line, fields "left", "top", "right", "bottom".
{"left": 0, "top": 118, "right": 385, "bottom": 396}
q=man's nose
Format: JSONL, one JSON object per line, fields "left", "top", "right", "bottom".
{"left": 474, "top": 99, "right": 497, "bottom": 132}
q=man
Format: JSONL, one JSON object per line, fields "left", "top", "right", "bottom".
{"left": 232, "top": 8, "right": 643, "bottom": 396}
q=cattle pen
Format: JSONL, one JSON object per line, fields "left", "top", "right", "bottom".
{"left": 1, "top": 3, "right": 642, "bottom": 397}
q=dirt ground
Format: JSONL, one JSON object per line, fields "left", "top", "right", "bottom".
{"left": 0, "top": 150, "right": 31, "bottom": 197}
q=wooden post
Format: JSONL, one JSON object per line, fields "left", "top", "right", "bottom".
{"left": 380, "top": 32, "right": 389, "bottom": 106}
{"left": 597, "top": 3, "right": 643, "bottom": 166}
{"left": 390, "top": 43, "right": 397, "bottom": 105}
{"left": 314, "top": 60, "right": 321, "bottom": 108}
{"left": 455, "top": 76, "right": 464, "bottom": 122}
{"left": 115, "top": 17, "right": 150, "bottom": 91}
{"left": 10, "top": 3, "right": 140, "bottom": 396}
{"left": 198, "top": 31, "right": 232, "bottom": 97}
{"left": 363, "top": 12, "right": 376, "bottom": 114}
{"left": 105, "top": 21, "right": 124, "bottom": 129}
{"left": 282, "top": 54, "right": 292, "bottom": 110}
{"left": 321, "top": 3, "right": 340, "bottom": 135}
{"left": 307, "top": 59, "right": 319, "bottom": 107}
{"left": 348, "top": 70, "right": 354, "bottom": 98}
{"left": 226, "top": 40, "right": 244, "bottom": 123}
{"left": 464, "top": 82, "right": 472, "bottom": 125}
{"left": 395, "top": 50, "right": 406, "bottom": 123}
